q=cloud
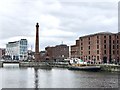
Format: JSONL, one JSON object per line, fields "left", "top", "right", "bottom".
{"left": 41, "top": 28, "right": 76, "bottom": 37}
{"left": 0, "top": 0, "right": 118, "bottom": 51}
{"left": 53, "top": 1, "right": 118, "bottom": 35}
{"left": 40, "top": 14, "right": 60, "bottom": 29}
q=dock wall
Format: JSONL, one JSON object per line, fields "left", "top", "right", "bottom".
{"left": 99, "top": 64, "right": 120, "bottom": 72}
{"left": 0, "top": 62, "right": 3, "bottom": 67}
{"left": 1, "top": 61, "right": 120, "bottom": 72}
{"left": 19, "top": 62, "right": 51, "bottom": 68}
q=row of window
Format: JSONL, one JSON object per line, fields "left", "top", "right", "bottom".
{"left": 80, "top": 50, "right": 119, "bottom": 55}
{"left": 80, "top": 45, "right": 119, "bottom": 50}
{"left": 104, "top": 50, "right": 119, "bottom": 55}
{"left": 80, "top": 40, "right": 119, "bottom": 45}
{"left": 80, "top": 35, "right": 119, "bottom": 41}
{"left": 104, "top": 40, "right": 119, "bottom": 44}
{"left": 20, "top": 40, "right": 27, "bottom": 45}
{"left": 104, "top": 45, "right": 119, "bottom": 49}
{"left": 20, "top": 52, "right": 27, "bottom": 54}
{"left": 20, "top": 46, "right": 27, "bottom": 49}
{"left": 80, "top": 56, "right": 100, "bottom": 60}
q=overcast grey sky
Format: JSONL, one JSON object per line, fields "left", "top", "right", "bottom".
{"left": 0, "top": 0, "right": 119, "bottom": 51}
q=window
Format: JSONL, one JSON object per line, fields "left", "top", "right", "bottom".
{"left": 97, "top": 56, "right": 99, "bottom": 60}
{"left": 89, "top": 56, "right": 90, "bottom": 59}
{"left": 117, "top": 35, "right": 119, "bottom": 39}
{"left": 104, "top": 50, "right": 106, "bottom": 54}
{"left": 81, "top": 47, "right": 83, "bottom": 50}
{"left": 117, "top": 50, "right": 119, "bottom": 54}
{"left": 20, "top": 41, "right": 22, "bottom": 45}
{"left": 109, "top": 40, "right": 111, "bottom": 43}
{"left": 97, "top": 45, "right": 99, "bottom": 49}
{"left": 104, "top": 45, "right": 106, "bottom": 49}
{"left": 81, "top": 43, "right": 83, "bottom": 45}
{"left": 113, "top": 40, "right": 115, "bottom": 44}
{"left": 109, "top": 36, "right": 111, "bottom": 39}
{"left": 81, "top": 38, "right": 83, "bottom": 41}
{"left": 97, "top": 40, "right": 99, "bottom": 43}
{"left": 89, "top": 41, "right": 90, "bottom": 44}
{"left": 113, "top": 45, "right": 115, "bottom": 49}
{"left": 88, "top": 46, "right": 90, "bottom": 49}
{"left": 89, "top": 51, "right": 90, "bottom": 54}
{"left": 88, "top": 37, "right": 90, "bottom": 40}
{"left": 97, "top": 36, "right": 99, "bottom": 39}
{"left": 117, "top": 45, "right": 119, "bottom": 49}
{"left": 104, "top": 36, "right": 106, "bottom": 38}
{"left": 104, "top": 40, "right": 106, "bottom": 43}
{"left": 113, "top": 51, "right": 115, "bottom": 54}
{"left": 117, "top": 40, "right": 119, "bottom": 44}
{"left": 81, "top": 52, "right": 83, "bottom": 55}
{"left": 97, "top": 50, "right": 99, "bottom": 54}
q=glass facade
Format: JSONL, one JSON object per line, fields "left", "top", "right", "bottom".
{"left": 6, "top": 39, "right": 28, "bottom": 60}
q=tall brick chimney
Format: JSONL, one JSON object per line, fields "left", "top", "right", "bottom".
{"left": 35, "top": 23, "right": 40, "bottom": 61}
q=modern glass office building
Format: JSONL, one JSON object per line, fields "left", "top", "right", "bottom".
{"left": 6, "top": 39, "right": 28, "bottom": 60}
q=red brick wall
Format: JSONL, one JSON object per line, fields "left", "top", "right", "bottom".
{"left": 71, "top": 32, "right": 120, "bottom": 64}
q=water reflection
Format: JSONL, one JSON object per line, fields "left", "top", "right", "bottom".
{"left": 1, "top": 64, "right": 119, "bottom": 88}
{"left": 34, "top": 68, "right": 52, "bottom": 89}
{"left": 34, "top": 68, "right": 39, "bottom": 89}
{"left": 3, "top": 63, "right": 19, "bottom": 68}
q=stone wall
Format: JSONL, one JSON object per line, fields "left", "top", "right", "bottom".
{"left": 99, "top": 64, "right": 120, "bottom": 72}
{"left": 0, "top": 62, "right": 3, "bottom": 67}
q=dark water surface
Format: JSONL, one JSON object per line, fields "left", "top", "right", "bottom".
{"left": 0, "top": 64, "right": 119, "bottom": 88}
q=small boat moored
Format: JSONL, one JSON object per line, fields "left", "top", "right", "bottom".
{"left": 68, "top": 58, "right": 101, "bottom": 71}
{"left": 68, "top": 65, "right": 101, "bottom": 71}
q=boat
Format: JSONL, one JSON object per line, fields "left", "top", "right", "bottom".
{"left": 68, "top": 58, "right": 101, "bottom": 71}
{"left": 68, "top": 65, "right": 101, "bottom": 71}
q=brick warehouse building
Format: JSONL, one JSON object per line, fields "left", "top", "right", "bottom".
{"left": 71, "top": 32, "right": 120, "bottom": 64}
{"left": 45, "top": 44, "right": 69, "bottom": 61}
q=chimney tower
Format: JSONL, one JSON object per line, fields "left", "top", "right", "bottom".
{"left": 35, "top": 23, "right": 40, "bottom": 61}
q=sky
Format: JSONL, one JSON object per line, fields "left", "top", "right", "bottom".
{"left": 0, "top": 0, "right": 119, "bottom": 51}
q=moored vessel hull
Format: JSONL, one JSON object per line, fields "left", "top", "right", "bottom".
{"left": 68, "top": 66, "right": 101, "bottom": 71}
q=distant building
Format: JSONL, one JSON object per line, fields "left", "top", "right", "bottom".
{"left": 27, "top": 50, "right": 46, "bottom": 61}
{"left": 27, "top": 50, "right": 35, "bottom": 60}
{"left": 0, "top": 48, "right": 5, "bottom": 59}
{"left": 71, "top": 40, "right": 79, "bottom": 58}
{"left": 40, "top": 51, "right": 46, "bottom": 60}
{"left": 71, "top": 32, "right": 120, "bottom": 64}
{"left": 6, "top": 39, "right": 28, "bottom": 60}
{"left": 45, "top": 44, "right": 69, "bottom": 61}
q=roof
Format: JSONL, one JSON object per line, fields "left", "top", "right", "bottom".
{"left": 8, "top": 41, "right": 18, "bottom": 44}
{"left": 79, "top": 32, "right": 116, "bottom": 39}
